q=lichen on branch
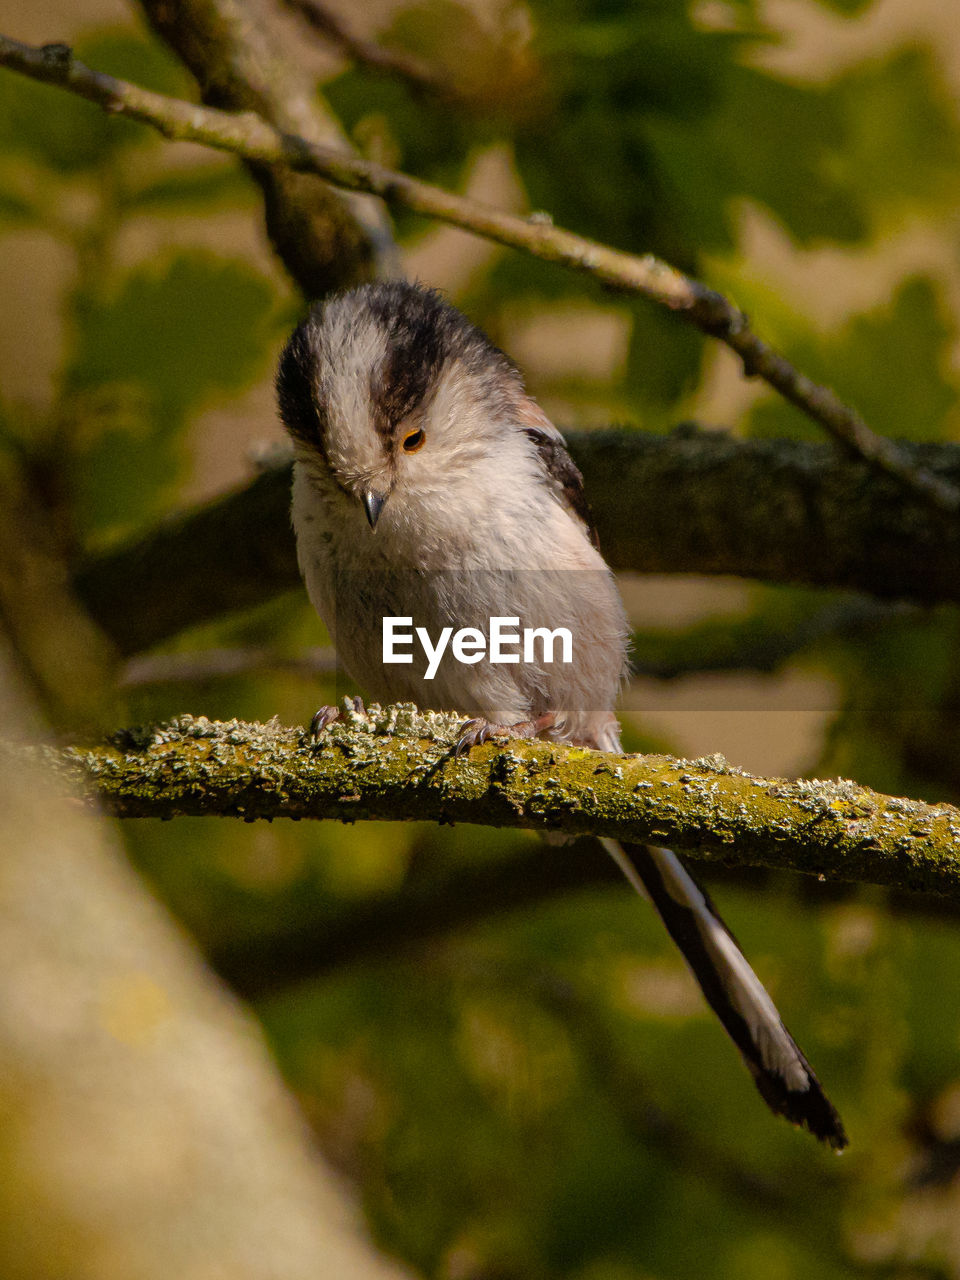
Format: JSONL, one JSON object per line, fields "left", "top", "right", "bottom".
{"left": 20, "top": 702, "right": 960, "bottom": 899}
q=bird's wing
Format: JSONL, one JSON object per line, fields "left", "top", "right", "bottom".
{"left": 516, "top": 398, "right": 600, "bottom": 550}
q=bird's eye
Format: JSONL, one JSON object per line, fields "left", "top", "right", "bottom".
{"left": 402, "top": 428, "right": 425, "bottom": 453}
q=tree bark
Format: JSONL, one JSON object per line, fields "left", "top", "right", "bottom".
{"left": 21, "top": 703, "right": 960, "bottom": 899}
{"left": 0, "top": 638, "right": 412, "bottom": 1280}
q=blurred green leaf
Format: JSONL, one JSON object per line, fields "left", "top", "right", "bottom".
{"left": 624, "top": 299, "right": 705, "bottom": 416}
{"left": 516, "top": 4, "right": 957, "bottom": 274}
{"left": 0, "top": 64, "right": 121, "bottom": 173}
{"left": 67, "top": 251, "right": 277, "bottom": 536}
{"left": 324, "top": 70, "right": 477, "bottom": 214}
{"left": 838, "top": 47, "right": 960, "bottom": 217}
{"left": 747, "top": 276, "right": 958, "bottom": 442}
{"left": 0, "top": 187, "right": 42, "bottom": 227}
{"left": 122, "top": 164, "right": 254, "bottom": 214}
{"left": 74, "top": 27, "right": 189, "bottom": 97}
{"left": 699, "top": 48, "right": 960, "bottom": 248}
{"left": 680, "top": 66, "right": 867, "bottom": 247}
{"left": 72, "top": 416, "right": 184, "bottom": 542}
{"left": 69, "top": 251, "right": 276, "bottom": 412}
{"left": 0, "top": 29, "right": 187, "bottom": 172}
{"left": 512, "top": 4, "right": 771, "bottom": 260}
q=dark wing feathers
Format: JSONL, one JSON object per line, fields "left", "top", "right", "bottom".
{"left": 522, "top": 420, "right": 600, "bottom": 550}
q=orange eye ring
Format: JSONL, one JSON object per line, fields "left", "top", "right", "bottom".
{"left": 402, "top": 428, "right": 426, "bottom": 453}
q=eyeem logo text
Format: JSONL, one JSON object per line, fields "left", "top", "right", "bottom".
{"left": 383, "top": 616, "right": 573, "bottom": 680}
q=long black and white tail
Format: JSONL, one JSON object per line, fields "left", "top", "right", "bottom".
{"left": 600, "top": 838, "right": 847, "bottom": 1150}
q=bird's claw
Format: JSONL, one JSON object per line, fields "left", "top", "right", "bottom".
{"left": 310, "top": 696, "right": 367, "bottom": 740}
{"left": 455, "top": 712, "right": 556, "bottom": 757}
{"left": 309, "top": 705, "right": 340, "bottom": 738}
{"left": 455, "top": 718, "right": 496, "bottom": 756}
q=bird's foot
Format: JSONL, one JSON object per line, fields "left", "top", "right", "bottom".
{"left": 309, "top": 705, "right": 339, "bottom": 738}
{"left": 310, "top": 695, "right": 366, "bottom": 739}
{"left": 455, "top": 712, "right": 555, "bottom": 757}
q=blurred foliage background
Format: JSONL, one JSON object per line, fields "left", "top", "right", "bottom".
{"left": 4, "top": 0, "right": 960, "bottom": 1275}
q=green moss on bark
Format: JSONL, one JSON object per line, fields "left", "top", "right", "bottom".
{"left": 14, "top": 702, "right": 960, "bottom": 899}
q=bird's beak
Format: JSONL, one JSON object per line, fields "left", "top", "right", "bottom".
{"left": 362, "top": 489, "right": 387, "bottom": 529}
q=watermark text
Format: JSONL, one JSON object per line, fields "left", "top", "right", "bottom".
{"left": 383, "top": 616, "right": 573, "bottom": 680}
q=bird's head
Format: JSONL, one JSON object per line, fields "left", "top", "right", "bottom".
{"left": 276, "top": 281, "right": 529, "bottom": 531}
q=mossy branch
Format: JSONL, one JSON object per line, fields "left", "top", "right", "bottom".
{"left": 0, "top": 32, "right": 956, "bottom": 513}
{"left": 24, "top": 704, "right": 960, "bottom": 900}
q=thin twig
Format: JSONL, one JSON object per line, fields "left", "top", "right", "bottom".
{"left": 1, "top": 34, "right": 957, "bottom": 513}
{"left": 283, "top": 0, "right": 453, "bottom": 99}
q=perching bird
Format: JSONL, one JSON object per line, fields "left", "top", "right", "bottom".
{"left": 276, "top": 280, "right": 847, "bottom": 1150}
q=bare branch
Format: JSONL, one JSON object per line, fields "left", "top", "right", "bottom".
{"left": 72, "top": 432, "right": 960, "bottom": 658}
{"left": 23, "top": 706, "right": 960, "bottom": 899}
{"left": 0, "top": 33, "right": 955, "bottom": 512}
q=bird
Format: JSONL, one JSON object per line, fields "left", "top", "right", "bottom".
{"left": 276, "top": 279, "right": 847, "bottom": 1150}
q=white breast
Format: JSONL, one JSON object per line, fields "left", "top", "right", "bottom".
{"left": 291, "top": 454, "right": 629, "bottom": 744}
